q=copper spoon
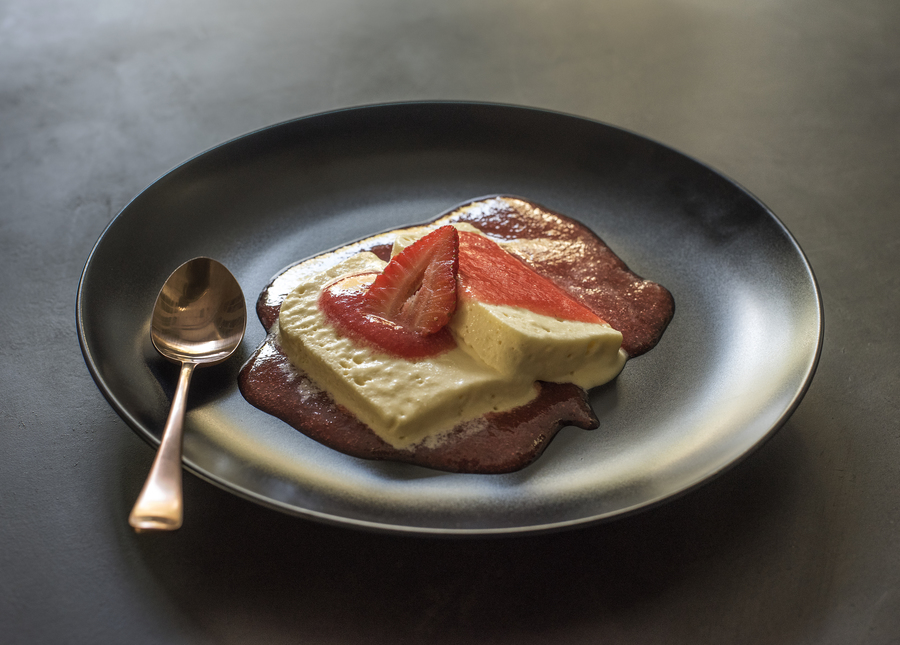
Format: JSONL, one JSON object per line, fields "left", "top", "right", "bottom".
{"left": 129, "top": 257, "right": 246, "bottom": 532}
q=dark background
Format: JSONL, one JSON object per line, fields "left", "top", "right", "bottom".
{"left": 2, "top": 1, "right": 898, "bottom": 643}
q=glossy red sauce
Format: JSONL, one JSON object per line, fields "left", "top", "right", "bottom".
{"left": 239, "top": 196, "right": 674, "bottom": 474}
{"left": 458, "top": 230, "right": 603, "bottom": 324}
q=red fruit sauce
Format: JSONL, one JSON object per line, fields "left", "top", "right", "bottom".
{"left": 238, "top": 196, "right": 674, "bottom": 474}
{"left": 457, "top": 230, "right": 603, "bottom": 324}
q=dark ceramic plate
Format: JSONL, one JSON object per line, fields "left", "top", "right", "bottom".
{"left": 77, "top": 102, "right": 822, "bottom": 535}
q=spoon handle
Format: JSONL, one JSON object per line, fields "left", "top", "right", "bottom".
{"left": 129, "top": 361, "right": 196, "bottom": 532}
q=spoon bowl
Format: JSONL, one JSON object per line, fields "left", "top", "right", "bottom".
{"left": 129, "top": 257, "right": 246, "bottom": 532}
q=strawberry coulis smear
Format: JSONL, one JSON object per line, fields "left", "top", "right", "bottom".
{"left": 457, "top": 231, "right": 605, "bottom": 324}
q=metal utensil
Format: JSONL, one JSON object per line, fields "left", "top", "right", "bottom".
{"left": 129, "top": 257, "right": 246, "bottom": 532}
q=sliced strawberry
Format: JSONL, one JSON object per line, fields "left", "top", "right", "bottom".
{"left": 365, "top": 225, "right": 460, "bottom": 334}
{"left": 319, "top": 272, "right": 457, "bottom": 359}
{"left": 318, "top": 225, "right": 460, "bottom": 360}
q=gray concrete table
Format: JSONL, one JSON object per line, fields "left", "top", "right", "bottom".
{"left": 2, "top": 1, "right": 898, "bottom": 643}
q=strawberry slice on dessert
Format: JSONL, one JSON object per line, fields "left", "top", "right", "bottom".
{"left": 319, "top": 225, "right": 460, "bottom": 358}
{"left": 365, "top": 225, "right": 460, "bottom": 334}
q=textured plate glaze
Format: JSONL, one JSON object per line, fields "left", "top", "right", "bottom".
{"left": 77, "top": 102, "right": 822, "bottom": 535}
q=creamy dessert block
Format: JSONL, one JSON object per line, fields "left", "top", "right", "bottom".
{"left": 278, "top": 225, "right": 626, "bottom": 449}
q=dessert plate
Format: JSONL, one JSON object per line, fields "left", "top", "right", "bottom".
{"left": 77, "top": 102, "right": 822, "bottom": 535}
